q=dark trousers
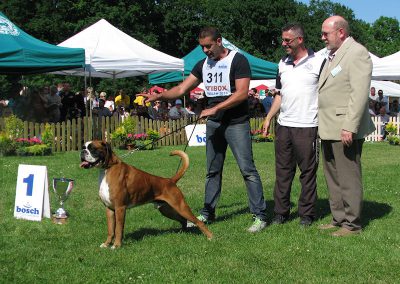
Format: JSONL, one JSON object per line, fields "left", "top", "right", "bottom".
{"left": 321, "top": 139, "right": 364, "bottom": 230}
{"left": 273, "top": 124, "right": 319, "bottom": 218}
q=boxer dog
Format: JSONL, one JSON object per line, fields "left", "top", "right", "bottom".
{"left": 80, "top": 140, "right": 213, "bottom": 249}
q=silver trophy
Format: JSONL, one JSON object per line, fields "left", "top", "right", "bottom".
{"left": 52, "top": 178, "right": 74, "bottom": 223}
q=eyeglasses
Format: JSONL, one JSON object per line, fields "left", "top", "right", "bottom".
{"left": 281, "top": 37, "right": 298, "bottom": 44}
{"left": 321, "top": 29, "right": 340, "bottom": 37}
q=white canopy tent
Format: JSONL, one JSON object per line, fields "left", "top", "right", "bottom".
{"left": 55, "top": 19, "right": 183, "bottom": 78}
{"left": 371, "top": 51, "right": 400, "bottom": 80}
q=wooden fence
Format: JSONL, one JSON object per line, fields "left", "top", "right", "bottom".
{"left": 0, "top": 115, "right": 398, "bottom": 152}
{"left": 366, "top": 116, "right": 400, "bottom": 142}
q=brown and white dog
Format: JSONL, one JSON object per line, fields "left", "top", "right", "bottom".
{"left": 80, "top": 140, "right": 213, "bottom": 249}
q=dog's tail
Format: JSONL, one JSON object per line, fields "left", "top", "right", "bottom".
{"left": 170, "top": 150, "right": 189, "bottom": 183}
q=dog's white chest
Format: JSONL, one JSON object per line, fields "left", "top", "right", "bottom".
{"left": 99, "top": 175, "right": 113, "bottom": 209}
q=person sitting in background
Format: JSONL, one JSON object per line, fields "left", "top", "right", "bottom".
{"left": 100, "top": 92, "right": 115, "bottom": 113}
{"left": 92, "top": 99, "right": 112, "bottom": 117}
{"left": 390, "top": 99, "right": 399, "bottom": 116}
{"left": 185, "top": 101, "right": 196, "bottom": 117}
{"left": 168, "top": 99, "right": 188, "bottom": 119}
{"left": 159, "top": 101, "right": 170, "bottom": 120}
{"left": 377, "top": 106, "right": 390, "bottom": 140}
{"left": 248, "top": 88, "right": 259, "bottom": 117}
{"left": 376, "top": 90, "right": 389, "bottom": 113}
{"left": 253, "top": 102, "right": 265, "bottom": 117}
{"left": 368, "top": 99, "right": 377, "bottom": 116}
{"left": 115, "top": 89, "right": 130, "bottom": 109}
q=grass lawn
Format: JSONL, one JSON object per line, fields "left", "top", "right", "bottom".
{"left": 0, "top": 142, "right": 399, "bottom": 283}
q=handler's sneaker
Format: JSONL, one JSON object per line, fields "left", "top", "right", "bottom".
{"left": 186, "top": 214, "right": 213, "bottom": 228}
{"left": 248, "top": 217, "right": 267, "bottom": 233}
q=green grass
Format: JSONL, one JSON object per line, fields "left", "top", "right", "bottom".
{"left": 0, "top": 143, "right": 399, "bottom": 283}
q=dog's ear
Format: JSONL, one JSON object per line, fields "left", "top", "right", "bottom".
{"left": 102, "top": 141, "right": 113, "bottom": 167}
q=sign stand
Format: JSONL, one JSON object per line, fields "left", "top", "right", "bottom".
{"left": 14, "top": 164, "right": 51, "bottom": 221}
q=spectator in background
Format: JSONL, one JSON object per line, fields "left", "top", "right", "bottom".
{"left": 46, "top": 85, "right": 62, "bottom": 122}
{"left": 368, "top": 99, "right": 376, "bottom": 116}
{"left": 75, "top": 91, "right": 86, "bottom": 117}
{"left": 253, "top": 102, "right": 265, "bottom": 117}
{"left": 369, "top": 87, "right": 377, "bottom": 101}
{"left": 151, "top": 100, "right": 162, "bottom": 119}
{"left": 168, "top": 99, "right": 188, "bottom": 119}
{"left": 115, "top": 89, "right": 130, "bottom": 110}
{"left": 377, "top": 106, "right": 390, "bottom": 140}
{"left": 248, "top": 88, "right": 258, "bottom": 117}
{"left": 376, "top": 89, "right": 389, "bottom": 113}
{"left": 390, "top": 99, "right": 399, "bottom": 116}
{"left": 93, "top": 99, "right": 112, "bottom": 117}
{"left": 60, "top": 83, "right": 76, "bottom": 121}
{"left": 100, "top": 92, "right": 114, "bottom": 113}
{"left": 159, "top": 101, "right": 170, "bottom": 120}
{"left": 262, "top": 90, "right": 274, "bottom": 115}
{"left": 185, "top": 100, "right": 196, "bottom": 117}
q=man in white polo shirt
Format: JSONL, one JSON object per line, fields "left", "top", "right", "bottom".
{"left": 263, "top": 23, "right": 325, "bottom": 227}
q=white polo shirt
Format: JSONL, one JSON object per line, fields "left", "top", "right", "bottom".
{"left": 276, "top": 50, "right": 325, "bottom": 127}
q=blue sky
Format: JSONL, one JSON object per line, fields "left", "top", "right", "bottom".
{"left": 297, "top": 0, "right": 399, "bottom": 23}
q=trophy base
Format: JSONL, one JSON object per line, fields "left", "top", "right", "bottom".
{"left": 52, "top": 215, "right": 68, "bottom": 225}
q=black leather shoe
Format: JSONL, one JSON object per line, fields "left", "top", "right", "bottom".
{"left": 272, "top": 214, "right": 288, "bottom": 224}
{"left": 300, "top": 216, "right": 313, "bottom": 226}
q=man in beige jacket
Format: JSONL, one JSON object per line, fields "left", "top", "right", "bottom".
{"left": 318, "top": 16, "right": 375, "bottom": 237}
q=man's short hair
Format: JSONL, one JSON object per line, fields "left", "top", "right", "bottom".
{"left": 199, "top": 27, "right": 222, "bottom": 41}
{"left": 282, "top": 23, "right": 304, "bottom": 38}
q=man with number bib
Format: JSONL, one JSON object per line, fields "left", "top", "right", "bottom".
{"left": 143, "top": 27, "right": 267, "bottom": 233}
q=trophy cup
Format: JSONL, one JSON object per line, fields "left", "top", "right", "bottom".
{"left": 52, "top": 178, "right": 74, "bottom": 224}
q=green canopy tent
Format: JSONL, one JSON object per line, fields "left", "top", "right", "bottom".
{"left": 0, "top": 12, "right": 85, "bottom": 75}
{"left": 149, "top": 38, "right": 278, "bottom": 84}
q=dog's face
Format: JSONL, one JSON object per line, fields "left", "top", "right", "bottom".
{"left": 80, "top": 141, "right": 111, "bottom": 169}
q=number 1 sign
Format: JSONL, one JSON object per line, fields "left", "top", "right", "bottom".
{"left": 14, "top": 164, "right": 51, "bottom": 221}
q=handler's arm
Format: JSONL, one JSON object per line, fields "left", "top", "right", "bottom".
{"left": 144, "top": 74, "right": 200, "bottom": 103}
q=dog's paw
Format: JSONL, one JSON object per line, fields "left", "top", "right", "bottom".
{"left": 100, "top": 243, "right": 109, "bottom": 248}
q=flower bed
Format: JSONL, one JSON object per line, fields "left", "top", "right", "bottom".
{"left": 251, "top": 129, "right": 274, "bottom": 143}
{"left": 0, "top": 115, "right": 53, "bottom": 156}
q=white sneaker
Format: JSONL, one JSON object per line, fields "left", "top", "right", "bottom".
{"left": 187, "top": 215, "right": 209, "bottom": 228}
{"left": 248, "top": 218, "right": 267, "bottom": 233}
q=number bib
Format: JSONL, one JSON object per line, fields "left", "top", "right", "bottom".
{"left": 202, "top": 50, "right": 236, "bottom": 97}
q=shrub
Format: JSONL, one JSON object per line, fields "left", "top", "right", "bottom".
{"left": 41, "top": 124, "right": 54, "bottom": 147}
{"left": 0, "top": 132, "right": 16, "bottom": 156}
{"left": 135, "top": 139, "right": 154, "bottom": 150}
{"left": 387, "top": 135, "right": 400, "bottom": 145}
{"left": 4, "top": 115, "right": 24, "bottom": 139}
{"left": 147, "top": 129, "right": 160, "bottom": 141}
{"left": 16, "top": 144, "right": 52, "bottom": 156}
{"left": 111, "top": 117, "right": 136, "bottom": 145}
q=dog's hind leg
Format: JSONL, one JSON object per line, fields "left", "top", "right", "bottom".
{"left": 101, "top": 207, "right": 115, "bottom": 248}
{"left": 155, "top": 201, "right": 187, "bottom": 228}
{"left": 159, "top": 189, "right": 213, "bottom": 240}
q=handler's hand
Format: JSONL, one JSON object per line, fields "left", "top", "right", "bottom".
{"left": 341, "top": 129, "right": 354, "bottom": 147}
{"left": 262, "top": 119, "right": 271, "bottom": 136}
{"left": 200, "top": 107, "right": 217, "bottom": 118}
{"left": 141, "top": 92, "right": 161, "bottom": 104}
